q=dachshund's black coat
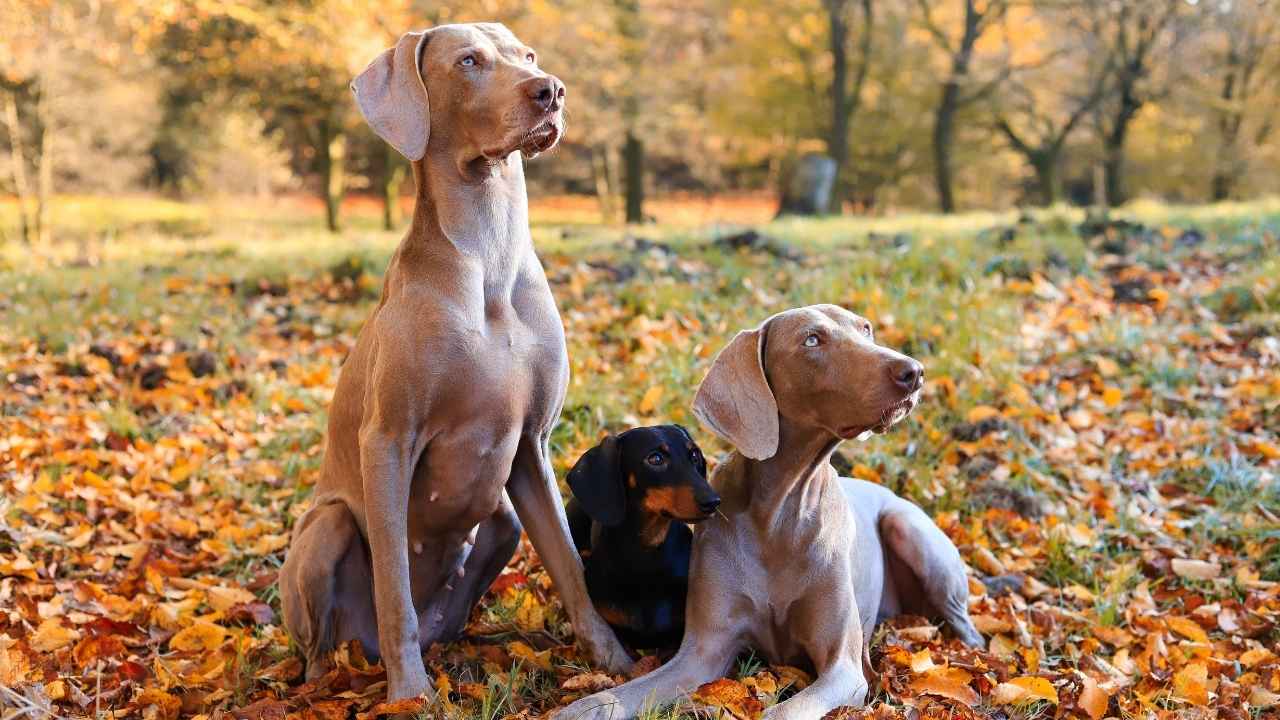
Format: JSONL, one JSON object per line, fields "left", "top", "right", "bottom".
{"left": 566, "top": 425, "right": 721, "bottom": 649}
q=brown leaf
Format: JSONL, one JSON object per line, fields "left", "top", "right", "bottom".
{"left": 561, "top": 672, "right": 616, "bottom": 692}
{"left": 232, "top": 697, "right": 289, "bottom": 720}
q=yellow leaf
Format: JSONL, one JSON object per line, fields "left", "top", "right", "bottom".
{"left": 909, "top": 666, "right": 978, "bottom": 707}
{"left": 1172, "top": 661, "right": 1209, "bottom": 706}
{"left": 1240, "top": 648, "right": 1274, "bottom": 667}
{"left": 206, "top": 585, "right": 256, "bottom": 612}
{"left": 638, "top": 385, "right": 664, "bottom": 414}
{"left": 30, "top": 618, "right": 80, "bottom": 653}
{"left": 1167, "top": 616, "right": 1209, "bottom": 644}
{"left": 506, "top": 640, "right": 553, "bottom": 671}
{"left": 513, "top": 592, "right": 545, "bottom": 633}
{"left": 1102, "top": 386, "right": 1124, "bottom": 407}
{"left": 169, "top": 622, "right": 227, "bottom": 652}
{"left": 991, "top": 675, "right": 1058, "bottom": 705}
{"left": 691, "top": 678, "right": 762, "bottom": 720}
{"left": 967, "top": 405, "right": 999, "bottom": 422}
{"left": 909, "top": 649, "right": 935, "bottom": 673}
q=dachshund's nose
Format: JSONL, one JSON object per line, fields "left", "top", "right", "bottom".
{"left": 890, "top": 358, "right": 924, "bottom": 392}
{"left": 698, "top": 495, "right": 722, "bottom": 515}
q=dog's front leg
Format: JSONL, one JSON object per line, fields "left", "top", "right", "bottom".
{"left": 361, "top": 428, "right": 433, "bottom": 701}
{"left": 508, "top": 438, "right": 632, "bottom": 673}
{"left": 555, "top": 631, "right": 739, "bottom": 720}
{"left": 762, "top": 658, "right": 868, "bottom": 720}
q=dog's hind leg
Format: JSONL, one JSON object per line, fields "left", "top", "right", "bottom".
{"left": 280, "top": 500, "right": 378, "bottom": 679}
{"left": 879, "top": 505, "right": 983, "bottom": 647}
{"left": 421, "top": 491, "right": 523, "bottom": 645}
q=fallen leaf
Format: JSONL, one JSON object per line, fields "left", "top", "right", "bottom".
{"left": 991, "top": 676, "right": 1058, "bottom": 705}
{"left": 967, "top": 405, "right": 1000, "bottom": 422}
{"left": 908, "top": 666, "right": 978, "bottom": 707}
{"left": 30, "top": 618, "right": 80, "bottom": 653}
{"left": 1166, "top": 616, "right": 1209, "bottom": 644}
{"left": 1171, "top": 559, "right": 1221, "bottom": 580}
{"left": 561, "top": 672, "right": 616, "bottom": 692}
{"left": 1077, "top": 674, "right": 1110, "bottom": 720}
{"left": 169, "top": 621, "right": 227, "bottom": 652}
{"left": 1172, "top": 662, "right": 1209, "bottom": 706}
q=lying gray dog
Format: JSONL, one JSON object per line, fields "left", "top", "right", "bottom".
{"left": 556, "top": 304, "right": 981, "bottom": 720}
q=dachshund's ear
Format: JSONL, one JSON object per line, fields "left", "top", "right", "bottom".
{"left": 566, "top": 435, "right": 626, "bottom": 527}
{"left": 352, "top": 30, "right": 432, "bottom": 161}
{"left": 692, "top": 322, "right": 779, "bottom": 460}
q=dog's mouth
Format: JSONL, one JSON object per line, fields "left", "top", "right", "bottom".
{"left": 660, "top": 510, "right": 715, "bottom": 524}
{"left": 838, "top": 393, "right": 919, "bottom": 439}
{"left": 518, "top": 119, "right": 560, "bottom": 158}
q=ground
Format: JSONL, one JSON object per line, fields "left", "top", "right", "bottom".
{"left": 1, "top": 196, "right": 1278, "bottom": 720}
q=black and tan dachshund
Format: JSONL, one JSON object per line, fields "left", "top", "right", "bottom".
{"left": 566, "top": 425, "right": 721, "bottom": 649}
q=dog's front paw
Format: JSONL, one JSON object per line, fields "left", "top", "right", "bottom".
{"left": 575, "top": 615, "right": 634, "bottom": 674}
{"left": 553, "top": 692, "right": 625, "bottom": 720}
{"left": 386, "top": 659, "right": 434, "bottom": 702}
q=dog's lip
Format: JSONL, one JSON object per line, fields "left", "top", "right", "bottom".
{"left": 837, "top": 425, "right": 868, "bottom": 439}
{"left": 661, "top": 510, "right": 715, "bottom": 523}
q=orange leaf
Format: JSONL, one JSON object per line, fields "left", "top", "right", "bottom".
{"left": 169, "top": 621, "right": 227, "bottom": 652}
{"left": 991, "top": 676, "right": 1058, "bottom": 705}
{"left": 1172, "top": 662, "right": 1209, "bottom": 706}
{"left": 909, "top": 666, "right": 978, "bottom": 707}
{"left": 966, "top": 405, "right": 999, "bottom": 422}
{"left": 692, "top": 678, "right": 763, "bottom": 720}
{"left": 30, "top": 618, "right": 80, "bottom": 653}
{"left": 1077, "top": 674, "right": 1110, "bottom": 720}
{"left": 1166, "top": 616, "right": 1209, "bottom": 644}
{"left": 561, "top": 672, "right": 616, "bottom": 692}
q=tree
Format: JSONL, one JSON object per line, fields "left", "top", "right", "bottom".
{"left": 917, "top": 0, "right": 1013, "bottom": 213}
{"left": 991, "top": 5, "right": 1110, "bottom": 207}
{"left": 1200, "top": 0, "right": 1280, "bottom": 201}
{"left": 1082, "top": 0, "right": 1183, "bottom": 207}
{"left": 826, "top": 0, "right": 874, "bottom": 200}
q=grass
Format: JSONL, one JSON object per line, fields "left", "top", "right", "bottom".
{"left": 2, "top": 193, "right": 1278, "bottom": 718}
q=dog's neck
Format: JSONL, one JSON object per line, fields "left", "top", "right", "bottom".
{"left": 743, "top": 419, "right": 841, "bottom": 532}
{"left": 599, "top": 511, "right": 678, "bottom": 551}
{"left": 400, "top": 148, "right": 531, "bottom": 298}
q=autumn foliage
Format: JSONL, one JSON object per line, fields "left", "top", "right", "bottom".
{"left": 1, "top": 202, "right": 1279, "bottom": 718}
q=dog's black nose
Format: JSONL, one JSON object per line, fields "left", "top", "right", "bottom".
{"left": 529, "top": 76, "right": 566, "bottom": 112}
{"left": 890, "top": 358, "right": 924, "bottom": 391}
{"left": 698, "top": 495, "right": 722, "bottom": 515}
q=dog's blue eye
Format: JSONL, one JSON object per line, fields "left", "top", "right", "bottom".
{"left": 525, "top": 53, "right": 536, "bottom": 64}
{"left": 646, "top": 452, "right": 664, "bottom": 466}
{"left": 803, "top": 333, "right": 820, "bottom": 347}
{"left": 459, "top": 55, "right": 476, "bottom": 67}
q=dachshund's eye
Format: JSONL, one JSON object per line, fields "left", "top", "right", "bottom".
{"left": 645, "top": 451, "right": 665, "bottom": 467}
{"left": 525, "top": 52, "right": 536, "bottom": 64}
{"left": 459, "top": 55, "right": 476, "bottom": 67}
{"left": 803, "top": 333, "right": 820, "bottom": 348}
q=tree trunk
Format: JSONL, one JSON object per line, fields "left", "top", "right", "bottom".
{"left": 1102, "top": 121, "right": 1128, "bottom": 207}
{"left": 319, "top": 120, "right": 346, "bottom": 233}
{"left": 1031, "top": 150, "right": 1061, "bottom": 207}
{"left": 381, "top": 143, "right": 405, "bottom": 231}
{"left": 2, "top": 90, "right": 34, "bottom": 245}
{"left": 35, "top": 82, "right": 52, "bottom": 245}
{"left": 591, "top": 143, "right": 617, "bottom": 223}
{"left": 623, "top": 130, "right": 644, "bottom": 224}
{"left": 932, "top": 80, "right": 959, "bottom": 214}
{"left": 827, "top": 0, "right": 850, "bottom": 179}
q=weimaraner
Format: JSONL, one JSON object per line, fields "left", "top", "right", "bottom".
{"left": 556, "top": 304, "right": 981, "bottom": 719}
{"left": 278, "top": 23, "right": 631, "bottom": 703}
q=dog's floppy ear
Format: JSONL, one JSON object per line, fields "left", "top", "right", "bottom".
{"left": 351, "top": 30, "right": 431, "bottom": 161}
{"left": 692, "top": 322, "right": 779, "bottom": 460}
{"left": 566, "top": 435, "right": 626, "bottom": 527}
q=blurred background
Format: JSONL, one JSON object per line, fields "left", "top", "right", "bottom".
{"left": 2, "top": 0, "right": 1278, "bottom": 240}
